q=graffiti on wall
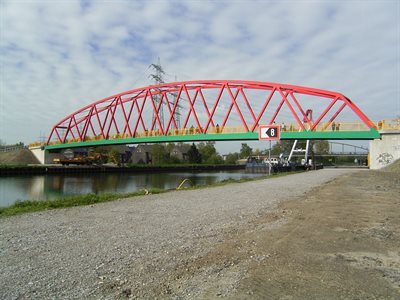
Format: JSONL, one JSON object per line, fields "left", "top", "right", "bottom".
{"left": 376, "top": 152, "right": 394, "bottom": 166}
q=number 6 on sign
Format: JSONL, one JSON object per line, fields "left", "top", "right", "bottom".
{"left": 259, "top": 125, "right": 280, "bottom": 140}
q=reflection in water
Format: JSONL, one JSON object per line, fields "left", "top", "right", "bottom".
{"left": 0, "top": 171, "right": 263, "bottom": 207}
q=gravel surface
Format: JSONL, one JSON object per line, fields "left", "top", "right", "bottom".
{"left": 0, "top": 169, "right": 355, "bottom": 299}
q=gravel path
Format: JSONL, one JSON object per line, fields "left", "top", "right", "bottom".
{"left": 0, "top": 169, "right": 356, "bottom": 299}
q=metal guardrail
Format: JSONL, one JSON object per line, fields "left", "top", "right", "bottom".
{"left": 0, "top": 145, "right": 26, "bottom": 152}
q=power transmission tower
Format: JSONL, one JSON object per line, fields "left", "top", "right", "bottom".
{"left": 172, "top": 75, "right": 181, "bottom": 128}
{"left": 149, "top": 58, "right": 165, "bottom": 129}
{"left": 38, "top": 131, "right": 47, "bottom": 144}
{"left": 149, "top": 58, "right": 181, "bottom": 130}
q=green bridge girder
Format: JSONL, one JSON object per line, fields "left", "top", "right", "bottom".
{"left": 44, "top": 129, "right": 380, "bottom": 150}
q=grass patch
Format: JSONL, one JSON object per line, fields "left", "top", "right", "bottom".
{"left": 0, "top": 188, "right": 165, "bottom": 217}
{"left": 0, "top": 170, "right": 303, "bottom": 217}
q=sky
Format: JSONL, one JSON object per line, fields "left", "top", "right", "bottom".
{"left": 1, "top": 0, "right": 399, "bottom": 154}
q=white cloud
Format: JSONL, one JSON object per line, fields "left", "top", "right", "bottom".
{"left": 0, "top": 0, "right": 399, "bottom": 153}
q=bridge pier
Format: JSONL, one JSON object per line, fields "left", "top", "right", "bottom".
{"left": 369, "top": 131, "right": 400, "bottom": 169}
{"left": 29, "top": 146, "right": 60, "bottom": 165}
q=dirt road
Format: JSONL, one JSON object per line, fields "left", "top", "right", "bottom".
{"left": 200, "top": 167, "right": 400, "bottom": 299}
{"left": 0, "top": 166, "right": 399, "bottom": 299}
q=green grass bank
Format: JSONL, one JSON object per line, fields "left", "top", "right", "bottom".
{"left": 0, "top": 171, "right": 298, "bottom": 217}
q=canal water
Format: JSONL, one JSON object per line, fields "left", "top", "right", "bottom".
{"left": 0, "top": 171, "right": 264, "bottom": 207}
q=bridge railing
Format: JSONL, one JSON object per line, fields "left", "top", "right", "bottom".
{"left": 312, "top": 121, "right": 371, "bottom": 132}
{"left": 40, "top": 119, "right": 399, "bottom": 147}
{"left": 28, "top": 142, "right": 45, "bottom": 148}
{"left": 132, "top": 125, "right": 248, "bottom": 137}
{"left": 43, "top": 126, "right": 250, "bottom": 145}
{"left": 375, "top": 119, "right": 400, "bottom": 131}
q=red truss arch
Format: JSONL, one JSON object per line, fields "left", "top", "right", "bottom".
{"left": 47, "top": 80, "right": 376, "bottom": 144}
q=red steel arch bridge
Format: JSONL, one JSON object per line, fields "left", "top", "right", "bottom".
{"left": 42, "top": 80, "right": 382, "bottom": 150}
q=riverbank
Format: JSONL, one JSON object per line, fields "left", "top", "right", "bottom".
{"left": 0, "top": 163, "right": 245, "bottom": 176}
{"left": 3, "top": 168, "right": 397, "bottom": 299}
{"left": 0, "top": 168, "right": 400, "bottom": 299}
{"left": 0, "top": 172, "right": 283, "bottom": 216}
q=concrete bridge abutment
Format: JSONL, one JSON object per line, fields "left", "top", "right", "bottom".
{"left": 369, "top": 131, "right": 400, "bottom": 169}
{"left": 29, "top": 146, "right": 60, "bottom": 165}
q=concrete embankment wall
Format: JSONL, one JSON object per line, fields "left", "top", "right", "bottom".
{"left": 369, "top": 131, "right": 400, "bottom": 169}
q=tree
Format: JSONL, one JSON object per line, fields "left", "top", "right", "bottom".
{"left": 168, "top": 155, "right": 182, "bottom": 164}
{"left": 224, "top": 152, "right": 239, "bottom": 164}
{"left": 108, "top": 149, "right": 121, "bottom": 165}
{"left": 164, "top": 142, "right": 182, "bottom": 164}
{"left": 206, "top": 154, "right": 224, "bottom": 164}
{"left": 197, "top": 142, "right": 223, "bottom": 164}
{"left": 166, "top": 142, "right": 175, "bottom": 154}
{"left": 314, "top": 140, "right": 330, "bottom": 154}
{"left": 239, "top": 143, "right": 252, "bottom": 158}
{"left": 151, "top": 144, "right": 169, "bottom": 165}
{"left": 187, "top": 143, "right": 202, "bottom": 163}
{"left": 253, "top": 148, "right": 262, "bottom": 156}
{"left": 270, "top": 142, "right": 283, "bottom": 155}
{"left": 274, "top": 140, "right": 296, "bottom": 155}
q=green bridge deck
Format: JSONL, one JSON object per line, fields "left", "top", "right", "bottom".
{"left": 44, "top": 129, "right": 380, "bottom": 150}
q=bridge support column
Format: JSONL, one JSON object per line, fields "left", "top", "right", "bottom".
{"left": 29, "top": 146, "right": 60, "bottom": 165}
{"left": 369, "top": 131, "right": 400, "bottom": 169}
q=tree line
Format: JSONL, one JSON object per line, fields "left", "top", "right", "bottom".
{"left": 144, "top": 140, "right": 331, "bottom": 165}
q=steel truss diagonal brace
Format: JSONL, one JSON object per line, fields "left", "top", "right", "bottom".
{"left": 46, "top": 80, "right": 376, "bottom": 144}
